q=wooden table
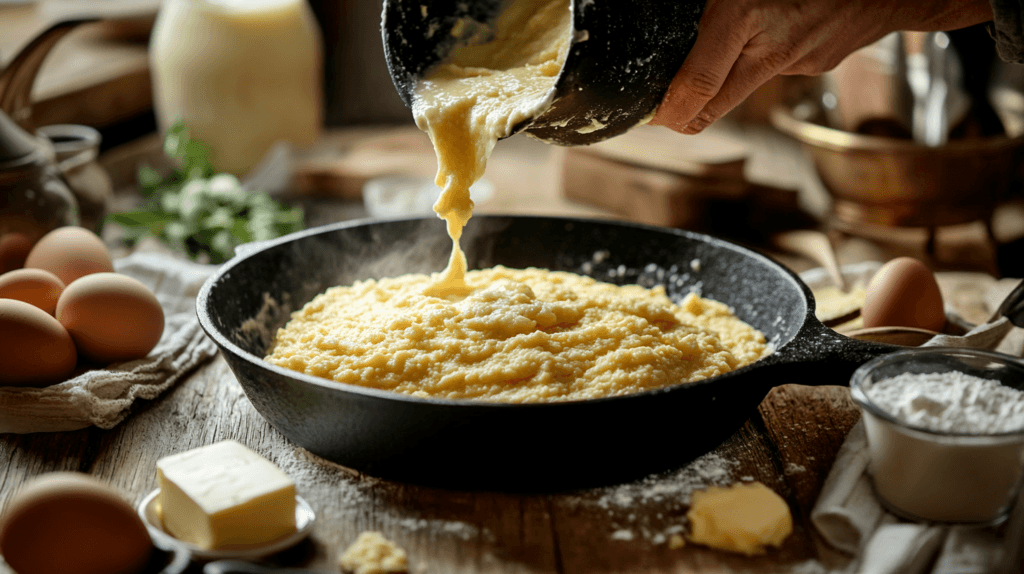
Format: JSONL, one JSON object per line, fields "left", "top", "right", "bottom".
{"left": 0, "top": 123, "right": 1016, "bottom": 573}
{"left": 0, "top": 362, "right": 861, "bottom": 573}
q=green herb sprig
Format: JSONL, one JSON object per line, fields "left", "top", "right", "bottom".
{"left": 107, "top": 122, "right": 304, "bottom": 264}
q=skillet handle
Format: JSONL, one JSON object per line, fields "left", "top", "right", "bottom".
{"left": 761, "top": 319, "right": 900, "bottom": 387}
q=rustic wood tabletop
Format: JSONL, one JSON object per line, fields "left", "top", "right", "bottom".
{"left": 1, "top": 122, "right": 1021, "bottom": 573}
{"left": 0, "top": 356, "right": 862, "bottom": 573}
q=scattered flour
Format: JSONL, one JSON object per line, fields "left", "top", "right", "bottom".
{"left": 788, "top": 559, "right": 829, "bottom": 574}
{"left": 396, "top": 518, "right": 485, "bottom": 542}
{"left": 274, "top": 446, "right": 495, "bottom": 543}
{"left": 272, "top": 438, "right": 742, "bottom": 554}
{"left": 265, "top": 444, "right": 840, "bottom": 569}
{"left": 582, "top": 451, "right": 736, "bottom": 544}
{"left": 610, "top": 529, "right": 635, "bottom": 541}
{"left": 784, "top": 463, "right": 806, "bottom": 475}
{"left": 275, "top": 446, "right": 372, "bottom": 507}
{"left": 864, "top": 371, "right": 1024, "bottom": 434}
{"left": 591, "top": 451, "right": 735, "bottom": 509}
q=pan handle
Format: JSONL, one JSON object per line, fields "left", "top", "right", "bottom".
{"left": 760, "top": 318, "right": 900, "bottom": 386}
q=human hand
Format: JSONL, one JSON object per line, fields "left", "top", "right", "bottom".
{"left": 651, "top": 0, "right": 993, "bottom": 134}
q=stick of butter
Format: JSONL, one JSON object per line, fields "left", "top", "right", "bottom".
{"left": 156, "top": 440, "right": 296, "bottom": 550}
{"left": 686, "top": 482, "right": 792, "bottom": 555}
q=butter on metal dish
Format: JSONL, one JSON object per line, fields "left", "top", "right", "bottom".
{"left": 155, "top": 440, "right": 297, "bottom": 550}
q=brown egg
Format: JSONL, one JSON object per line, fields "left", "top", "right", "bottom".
{"left": 0, "top": 472, "right": 152, "bottom": 574}
{"left": 863, "top": 257, "right": 946, "bottom": 332}
{"left": 0, "top": 299, "right": 77, "bottom": 387}
{"left": 0, "top": 232, "right": 34, "bottom": 273}
{"left": 0, "top": 268, "right": 65, "bottom": 315}
{"left": 56, "top": 273, "right": 165, "bottom": 364}
{"left": 24, "top": 226, "right": 113, "bottom": 286}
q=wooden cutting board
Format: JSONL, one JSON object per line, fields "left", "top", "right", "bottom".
{"left": 560, "top": 125, "right": 754, "bottom": 227}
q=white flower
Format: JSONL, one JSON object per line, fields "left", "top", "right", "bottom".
{"left": 207, "top": 173, "right": 245, "bottom": 203}
{"left": 179, "top": 179, "right": 207, "bottom": 221}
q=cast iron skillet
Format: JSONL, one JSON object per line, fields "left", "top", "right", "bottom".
{"left": 197, "top": 216, "right": 894, "bottom": 490}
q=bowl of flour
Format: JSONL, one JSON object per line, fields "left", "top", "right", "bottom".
{"left": 850, "top": 347, "right": 1024, "bottom": 524}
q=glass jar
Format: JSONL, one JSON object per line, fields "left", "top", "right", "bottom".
{"left": 149, "top": 0, "right": 324, "bottom": 176}
{"left": 0, "top": 112, "right": 80, "bottom": 255}
{"left": 37, "top": 124, "right": 113, "bottom": 234}
{"left": 850, "top": 347, "right": 1024, "bottom": 524}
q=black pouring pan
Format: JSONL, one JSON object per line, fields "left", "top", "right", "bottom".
{"left": 381, "top": 0, "right": 703, "bottom": 146}
{"left": 197, "top": 216, "right": 894, "bottom": 490}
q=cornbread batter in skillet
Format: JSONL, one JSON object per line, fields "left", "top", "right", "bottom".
{"left": 265, "top": 267, "right": 768, "bottom": 403}
{"left": 265, "top": 0, "right": 769, "bottom": 401}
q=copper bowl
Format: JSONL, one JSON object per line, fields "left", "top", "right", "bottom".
{"left": 770, "top": 100, "right": 1024, "bottom": 229}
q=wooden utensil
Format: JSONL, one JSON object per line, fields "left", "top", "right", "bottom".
{"left": 843, "top": 326, "right": 938, "bottom": 347}
{"left": 771, "top": 230, "right": 847, "bottom": 292}
{"left": 845, "top": 278, "right": 1024, "bottom": 347}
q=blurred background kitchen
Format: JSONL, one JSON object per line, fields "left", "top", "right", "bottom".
{"left": 3, "top": 0, "right": 1024, "bottom": 290}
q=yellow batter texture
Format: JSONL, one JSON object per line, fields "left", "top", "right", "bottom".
{"left": 266, "top": 267, "right": 768, "bottom": 403}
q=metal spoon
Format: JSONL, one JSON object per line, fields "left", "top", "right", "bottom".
{"left": 381, "top": 0, "right": 703, "bottom": 146}
{"left": 911, "top": 31, "right": 954, "bottom": 146}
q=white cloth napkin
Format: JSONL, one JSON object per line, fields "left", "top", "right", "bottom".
{"left": 811, "top": 421, "right": 1012, "bottom": 574}
{"left": 802, "top": 265, "right": 1024, "bottom": 573}
{"left": 0, "top": 253, "right": 218, "bottom": 433}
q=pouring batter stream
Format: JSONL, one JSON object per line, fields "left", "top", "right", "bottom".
{"left": 412, "top": 0, "right": 572, "bottom": 297}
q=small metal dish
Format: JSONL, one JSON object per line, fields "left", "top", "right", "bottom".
{"left": 146, "top": 540, "right": 192, "bottom": 574}
{"left": 137, "top": 490, "right": 316, "bottom": 561}
{"left": 850, "top": 347, "right": 1024, "bottom": 524}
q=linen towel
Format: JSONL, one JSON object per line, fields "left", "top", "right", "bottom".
{"left": 0, "top": 253, "right": 218, "bottom": 433}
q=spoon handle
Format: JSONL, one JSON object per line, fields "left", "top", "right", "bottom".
{"left": 991, "top": 278, "right": 1024, "bottom": 327}
{"left": 203, "top": 560, "right": 328, "bottom": 574}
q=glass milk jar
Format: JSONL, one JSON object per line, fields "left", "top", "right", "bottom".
{"left": 150, "top": 0, "right": 323, "bottom": 175}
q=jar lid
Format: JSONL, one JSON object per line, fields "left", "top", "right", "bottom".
{"left": 0, "top": 109, "right": 41, "bottom": 167}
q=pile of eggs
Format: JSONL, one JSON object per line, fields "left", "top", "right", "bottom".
{"left": 0, "top": 227, "right": 164, "bottom": 387}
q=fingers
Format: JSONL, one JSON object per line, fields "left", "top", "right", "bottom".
{"left": 651, "top": 3, "right": 748, "bottom": 132}
{"left": 679, "top": 51, "right": 783, "bottom": 134}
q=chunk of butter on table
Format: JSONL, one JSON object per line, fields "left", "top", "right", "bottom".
{"left": 156, "top": 440, "right": 296, "bottom": 550}
{"left": 686, "top": 482, "right": 792, "bottom": 555}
